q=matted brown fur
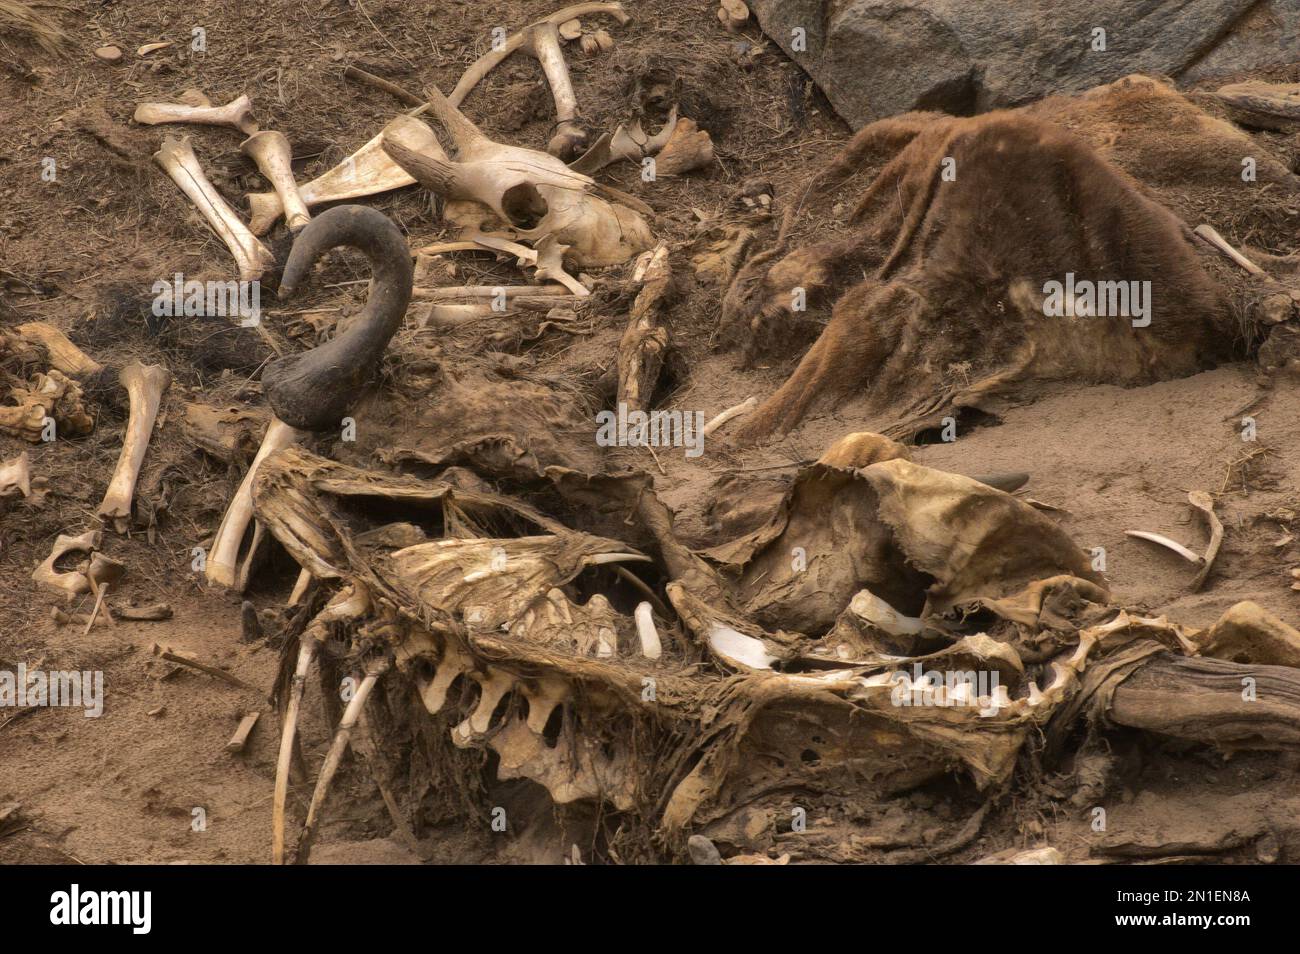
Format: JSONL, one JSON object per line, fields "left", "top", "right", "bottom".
{"left": 726, "top": 77, "right": 1297, "bottom": 441}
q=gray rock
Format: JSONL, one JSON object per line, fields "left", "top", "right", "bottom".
{"left": 687, "top": 833, "right": 723, "bottom": 864}
{"left": 748, "top": 0, "right": 1297, "bottom": 129}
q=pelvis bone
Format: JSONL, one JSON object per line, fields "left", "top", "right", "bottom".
{"left": 33, "top": 529, "right": 102, "bottom": 602}
{"left": 381, "top": 87, "right": 653, "bottom": 267}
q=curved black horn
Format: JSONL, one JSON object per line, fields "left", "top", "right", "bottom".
{"left": 262, "top": 205, "right": 413, "bottom": 431}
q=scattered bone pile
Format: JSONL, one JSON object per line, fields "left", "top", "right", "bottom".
{"left": 10, "top": 1, "right": 1300, "bottom": 866}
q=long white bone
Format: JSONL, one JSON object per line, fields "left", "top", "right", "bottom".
{"left": 96, "top": 362, "right": 171, "bottom": 533}
{"left": 525, "top": 20, "right": 586, "bottom": 159}
{"left": 153, "top": 136, "right": 274, "bottom": 282}
{"left": 206, "top": 417, "right": 305, "bottom": 590}
{"left": 134, "top": 94, "right": 258, "bottom": 135}
{"left": 241, "top": 130, "right": 310, "bottom": 232}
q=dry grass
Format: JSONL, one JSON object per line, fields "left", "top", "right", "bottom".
{"left": 0, "top": 0, "right": 69, "bottom": 55}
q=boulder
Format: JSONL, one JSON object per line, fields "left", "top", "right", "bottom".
{"left": 748, "top": 0, "right": 1296, "bottom": 128}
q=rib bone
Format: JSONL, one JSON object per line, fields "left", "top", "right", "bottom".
{"left": 1125, "top": 530, "right": 1204, "bottom": 565}
{"left": 295, "top": 656, "right": 390, "bottom": 864}
{"left": 271, "top": 586, "right": 371, "bottom": 865}
{"left": 153, "top": 136, "right": 274, "bottom": 282}
{"left": 96, "top": 362, "right": 171, "bottom": 533}
{"left": 206, "top": 417, "right": 305, "bottom": 590}
{"left": 134, "top": 94, "right": 258, "bottom": 135}
{"left": 241, "top": 131, "right": 310, "bottom": 232}
{"left": 1188, "top": 491, "right": 1224, "bottom": 592}
{"left": 1194, "top": 224, "right": 1265, "bottom": 276}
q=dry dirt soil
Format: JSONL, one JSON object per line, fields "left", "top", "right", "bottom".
{"left": 1, "top": 0, "right": 1299, "bottom": 865}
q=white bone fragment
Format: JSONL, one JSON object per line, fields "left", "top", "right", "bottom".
{"left": 412, "top": 284, "right": 573, "bottom": 300}
{"left": 634, "top": 601, "right": 662, "bottom": 659}
{"left": 153, "top": 136, "right": 274, "bottom": 282}
{"left": 96, "top": 362, "right": 171, "bottom": 533}
{"left": 241, "top": 130, "right": 310, "bottom": 232}
{"left": 846, "top": 588, "right": 924, "bottom": 636}
{"left": 707, "top": 622, "right": 777, "bottom": 669}
{"left": 1188, "top": 490, "right": 1223, "bottom": 591}
{"left": 286, "top": 567, "right": 312, "bottom": 607}
{"left": 525, "top": 20, "right": 586, "bottom": 159}
{"left": 82, "top": 554, "right": 126, "bottom": 635}
{"left": 1124, "top": 530, "right": 1204, "bottom": 565}
{"left": 135, "top": 93, "right": 257, "bottom": 135}
{"left": 0, "top": 452, "right": 32, "bottom": 499}
{"left": 572, "top": 106, "right": 679, "bottom": 175}
{"left": 718, "top": 0, "right": 750, "bottom": 31}
{"left": 273, "top": 633, "right": 316, "bottom": 866}
{"left": 1193, "top": 224, "right": 1265, "bottom": 276}
{"left": 15, "top": 322, "right": 102, "bottom": 376}
{"left": 702, "top": 396, "right": 757, "bottom": 436}
{"left": 272, "top": 586, "right": 370, "bottom": 865}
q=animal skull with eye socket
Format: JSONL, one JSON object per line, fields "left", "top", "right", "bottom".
{"left": 381, "top": 85, "right": 654, "bottom": 268}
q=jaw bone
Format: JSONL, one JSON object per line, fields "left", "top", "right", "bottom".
{"left": 246, "top": 113, "right": 443, "bottom": 236}
{"left": 153, "top": 136, "right": 275, "bottom": 282}
{"left": 134, "top": 93, "right": 258, "bottom": 135}
{"left": 96, "top": 362, "right": 172, "bottom": 534}
{"left": 241, "top": 130, "right": 310, "bottom": 232}
{"left": 381, "top": 89, "right": 654, "bottom": 267}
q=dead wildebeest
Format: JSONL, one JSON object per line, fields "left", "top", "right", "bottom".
{"left": 723, "top": 80, "right": 1297, "bottom": 442}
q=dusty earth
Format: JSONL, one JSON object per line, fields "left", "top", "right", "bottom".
{"left": 1, "top": 0, "right": 1299, "bottom": 866}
